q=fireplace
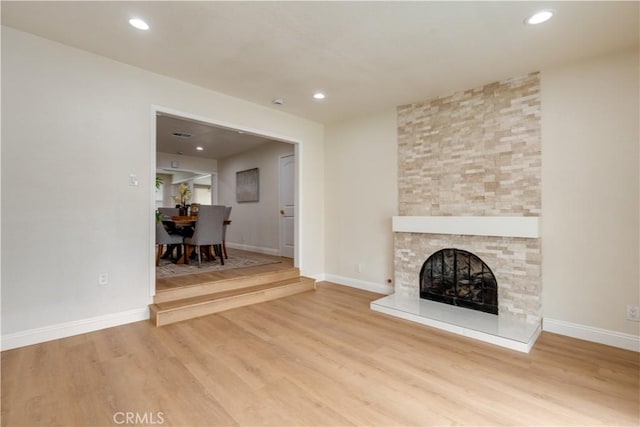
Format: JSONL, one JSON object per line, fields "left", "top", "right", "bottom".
{"left": 376, "top": 228, "right": 542, "bottom": 352}
{"left": 372, "top": 73, "right": 542, "bottom": 352}
{"left": 420, "top": 248, "right": 498, "bottom": 315}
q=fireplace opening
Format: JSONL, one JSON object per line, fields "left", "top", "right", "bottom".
{"left": 419, "top": 248, "right": 498, "bottom": 315}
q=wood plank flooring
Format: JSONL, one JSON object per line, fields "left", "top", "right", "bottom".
{"left": 156, "top": 248, "right": 294, "bottom": 292}
{"left": 2, "top": 283, "right": 638, "bottom": 426}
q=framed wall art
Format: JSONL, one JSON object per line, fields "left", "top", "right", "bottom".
{"left": 236, "top": 168, "right": 259, "bottom": 202}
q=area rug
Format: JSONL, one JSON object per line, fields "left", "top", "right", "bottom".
{"left": 156, "top": 250, "right": 281, "bottom": 279}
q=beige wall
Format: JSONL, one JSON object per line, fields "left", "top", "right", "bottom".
{"left": 541, "top": 48, "right": 639, "bottom": 335}
{"left": 1, "top": 27, "right": 324, "bottom": 339}
{"left": 324, "top": 109, "right": 398, "bottom": 291}
{"left": 218, "top": 141, "right": 295, "bottom": 255}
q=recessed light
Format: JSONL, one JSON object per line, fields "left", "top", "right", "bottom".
{"left": 525, "top": 10, "right": 554, "bottom": 25}
{"left": 272, "top": 98, "right": 284, "bottom": 105}
{"left": 196, "top": 146, "right": 204, "bottom": 151}
{"left": 129, "top": 18, "right": 150, "bottom": 31}
{"left": 313, "top": 92, "right": 326, "bottom": 100}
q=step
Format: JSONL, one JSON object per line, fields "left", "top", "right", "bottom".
{"left": 150, "top": 276, "right": 316, "bottom": 326}
{"left": 154, "top": 267, "right": 301, "bottom": 304}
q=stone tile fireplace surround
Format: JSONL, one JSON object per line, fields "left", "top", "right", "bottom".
{"left": 371, "top": 73, "right": 542, "bottom": 352}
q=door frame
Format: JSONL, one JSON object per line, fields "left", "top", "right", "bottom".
{"left": 149, "top": 105, "right": 301, "bottom": 297}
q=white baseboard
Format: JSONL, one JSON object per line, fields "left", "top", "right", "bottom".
{"left": 324, "top": 274, "right": 394, "bottom": 295}
{"left": 226, "top": 242, "right": 280, "bottom": 256}
{"left": 543, "top": 318, "right": 640, "bottom": 352}
{"left": 1, "top": 307, "right": 150, "bottom": 351}
{"left": 310, "top": 273, "right": 326, "bottom": 282}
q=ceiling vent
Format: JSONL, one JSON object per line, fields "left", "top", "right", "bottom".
{"left": 171, "top": 132, "right": 192, "bottom": 138}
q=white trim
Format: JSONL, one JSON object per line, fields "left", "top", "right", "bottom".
{"left": 392, "top": 216, "right": 540, "bottom": 238}
{"left": 211, "top": 172, "right": 219, "bottom": 205}
{"left": 149, "top": 106, "right": 158, "bottom": 297}
{"left": 293, "top": 143, "right": 301, "bottom": 270}
{"left": 543, "top": 318, "right": 640, "bottom": 352}
{"left": 311, "top": 273, "right": 327, "bottom": 282}
{"left": 1, "top": 307, "right": 150, "bottom": 351}
{"left": 225, "top": 242, "right": 280, "bottom": 257}
{"left": 324, "top": 274, "right": 394, "bottom": 295}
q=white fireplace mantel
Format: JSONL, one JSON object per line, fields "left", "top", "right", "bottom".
{"left": 392, "top": 216, "right": 540, "bottom": 239}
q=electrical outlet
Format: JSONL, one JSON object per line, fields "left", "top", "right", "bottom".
{"left": 626, "top": 305, "right": 640, "bottom": 321}
{"left": 98, "top": 272, "right": 109, "bottom": 286}
{"left": 356, "top": 263, "right": 363, "bottom": 273}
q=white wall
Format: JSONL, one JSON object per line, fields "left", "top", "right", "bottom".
{"left": 541, "top": 48, "right": 639, "bottom": 336}
{"left": 324, "top": 109, "right": 398, "bottom": 293}
{"left": 218, "top": 141, "right": 294, "bottom": 255}
{"left": 1, "top": 27, "right": 324, "bottom": 342}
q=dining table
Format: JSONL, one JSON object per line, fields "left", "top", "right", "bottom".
{"left": 166, "top": 215, "right": 231, "bottom": 226}
{"left": 168, "top": 215, "right": 198, "bottom": 226}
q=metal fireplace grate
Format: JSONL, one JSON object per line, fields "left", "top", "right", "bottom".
{"left": 419, "top": 248, "right": 498, "bottom": 315}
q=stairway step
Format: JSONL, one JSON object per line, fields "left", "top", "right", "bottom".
{"left": 150, "top": 276, "right": 316, "bottom": 326}
{"left": 154, "top": 267, "right": 300, "bottom": 304}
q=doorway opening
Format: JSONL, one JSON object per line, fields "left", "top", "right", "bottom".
{"left": 150, "top": 106, "right": 301, "bottom": 296}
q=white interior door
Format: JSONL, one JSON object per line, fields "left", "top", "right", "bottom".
{"left": 279, "top": 154, "right": 295, "bottom": 258}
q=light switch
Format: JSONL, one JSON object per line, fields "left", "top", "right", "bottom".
{"left": 129, "top": 174, "right": 139, "bottom": 186}
{"left": 98, "top": 272, "right": 108, "bottom": 286}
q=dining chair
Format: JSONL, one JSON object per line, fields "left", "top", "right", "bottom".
{"left": 158, "top": 207, "right": 181, "bottom": 235}
{"left": 158, "top": 207, "right": 180, "bottom": 219}
{"left": 222, "top": 206, "right": 232, "bottom": 259}
{"left": 184, "top": 205, "right": 226, "bottom": 267}
{"left": 155, "top": 222, "right": 184, "bottom": 266}
{"left": 189, "top": 203, "right": 200, "bottom": 216}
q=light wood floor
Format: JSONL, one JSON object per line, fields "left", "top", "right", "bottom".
{"left": 2, "top": 283, "right": 638, "bottom": 426}
{"left": 156, "top": 248, "right": 294, "bottom": 292}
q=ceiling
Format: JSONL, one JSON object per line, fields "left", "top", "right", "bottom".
{"left": 157, "top": 113, "right": 278, "bottom": 160}
{"left": 2, "top": 2, "right": 638, "bottom": 124}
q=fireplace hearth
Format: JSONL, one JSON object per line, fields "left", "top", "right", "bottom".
{"left": 420, "top": 248, "right": 498, "bottom": 315}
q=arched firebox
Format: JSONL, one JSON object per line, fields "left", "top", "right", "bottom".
{"left": 419, "top": 248, "right": 498, "bottom": 315}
